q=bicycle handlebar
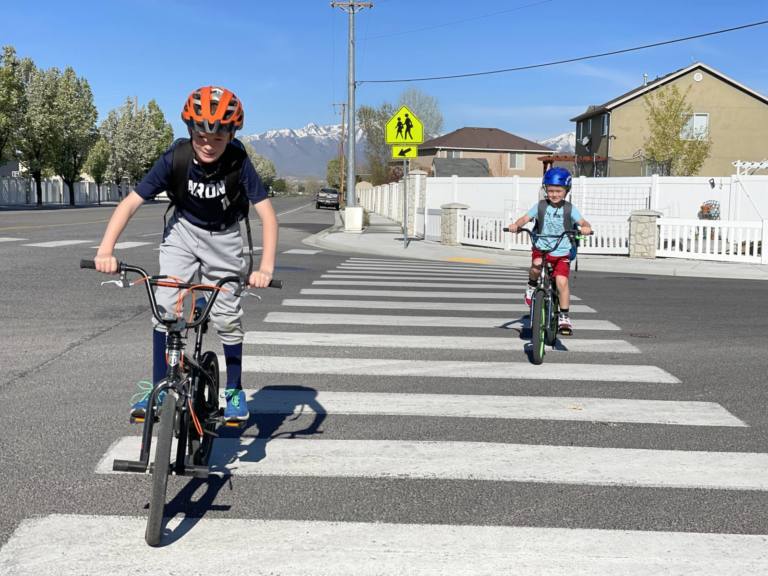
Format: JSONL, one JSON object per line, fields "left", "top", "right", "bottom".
{"left": 80, "top": 259, "right": 282, "bottom": 329}
{"left": 502, "top": 228, "right": 593, "bottom": 255}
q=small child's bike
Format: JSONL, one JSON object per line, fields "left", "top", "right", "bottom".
{"left": 503, "top": 228, "right": 587, "bottom": 365}
{"left": 80, "top": 259, "right": 281, "bottom": 546}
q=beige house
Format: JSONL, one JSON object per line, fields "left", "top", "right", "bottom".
{"left": 414, "top": 127, "right": 553, "bottom": 177}
{"left": 570, "top": 62, "right": 768, "bottom": 177}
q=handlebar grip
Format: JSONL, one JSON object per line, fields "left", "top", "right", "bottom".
{"left": 80, "top": 259, "right": 96, "bottom": 269}
{"left": 269, "top": 279, "right": 283, "bottom": 289}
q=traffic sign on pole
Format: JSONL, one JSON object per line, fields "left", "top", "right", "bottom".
{"left": 385, "top": 106, "right": 424, "bottom": 145}
{"left": 391, "top": 145, "right": 418, "bottom": 159}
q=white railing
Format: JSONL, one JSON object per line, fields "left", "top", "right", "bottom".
{"left": 459, "top": 212, "right": 630, "bottom": 255}
{"left": 657, "top": 218, "right": 767, "bottom": 263}
{"left": 0, "top": 176, "right": 123, "bottom": 206}
{"left": 425, "top": 208, "right": 441, "bottom": 242}
{"left": 459, "top": 211, "right": 506, "bottom": 248}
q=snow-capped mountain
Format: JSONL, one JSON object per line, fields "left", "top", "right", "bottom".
{"left": 538, "top": 132, "right": 576, "bottom": 154}
{"left": 242, "top": 123, "right": 364, "bottom": 179}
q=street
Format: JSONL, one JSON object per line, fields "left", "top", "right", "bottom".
{"left": 1, "top": 198, "right": 767, "bottom": 573}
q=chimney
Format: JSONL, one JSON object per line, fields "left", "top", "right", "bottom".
{"left": 643, "top": 74, "right": 648, "bottom": 87}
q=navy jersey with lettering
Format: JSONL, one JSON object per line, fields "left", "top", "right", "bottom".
{"left": 526, "top": 201, "right": 583, "bottom": 257}
{"left": 135, "top": 139, "right": 267, "bottom": 230}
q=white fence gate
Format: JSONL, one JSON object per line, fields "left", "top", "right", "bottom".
{"left": 657, "top": 218, "right": 767, "bottom": 264}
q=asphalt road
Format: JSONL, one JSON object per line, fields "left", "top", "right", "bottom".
{"left": 1, "top": 197, "right": 767, "bottom": 573}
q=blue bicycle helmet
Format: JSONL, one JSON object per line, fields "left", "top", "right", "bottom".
{"left": 543, "top": 167, "right": 572, "bottom": 192}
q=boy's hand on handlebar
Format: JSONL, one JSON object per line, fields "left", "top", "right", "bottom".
{"left": 508, "top": 223, "right": 519, "bottom": 233}
{"left": 248, "top": 269, "right": 273, "bottom": 289}
{"left": 580, "top": 224, "right": 593, "bottom": 236}
{"left": 94, "top": 253, "right": 118, "bottom": 274}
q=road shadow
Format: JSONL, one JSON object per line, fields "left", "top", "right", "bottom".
{"left": 157, "top": 385, "right": 326, "bottom": 546}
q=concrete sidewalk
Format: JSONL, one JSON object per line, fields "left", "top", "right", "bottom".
{"left": 303, "top": 211, "right": 768, "bottom": 281}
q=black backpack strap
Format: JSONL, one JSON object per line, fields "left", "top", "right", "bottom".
{"left": 563, "top": 200, "right": 573, "bottom": 232}
{"left": 535, "top": 199, "right": 548, "bottom": 234}
{"left": 165, "top": 138, "right": 193, "bottom": 229}
{"left": 221, "top": 144, "right": 254, "bottom": 277}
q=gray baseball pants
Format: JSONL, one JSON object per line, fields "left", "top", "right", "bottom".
{"left": 154, "top": 212, "right": 245, "bottom": 345}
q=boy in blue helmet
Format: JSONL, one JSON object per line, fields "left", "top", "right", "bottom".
{"left": 508, "top": 167, "right": 591, "bottom": 335}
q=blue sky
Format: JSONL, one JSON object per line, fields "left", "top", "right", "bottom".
{"left": 4, "top": 0, "right": 767, "bottom": 141}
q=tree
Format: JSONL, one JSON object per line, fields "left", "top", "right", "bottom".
{"left": 0, "top": 46, "right": 26, "bottom": 164}
{"left": 100, "top": 97, "right": 173, "bottom": 196}
{"left": 326, "top": 157, "right": 342, "bottom": 189}
{"left": 85, "top": 137, "right": 110, "bottom": 205}
{"left": 51, "top": 67, "right": 98, "bottom": 206}
{"left": 643, "top": 85, "right": 712, "bottom": 176}
{"left": 358, "top": 102, "right": 395, "bottom": 185}
{"left": 272, "top": 178, "right": 287, "bottom": 193}
{"left": 243, "top": 142, "right": 277, "bottom": 188}
{"left": 146, "top": 99, "right": 174, "bottom": 164}
{"left": 16, "top": 62, "right": 58, "bottom": 206}
{"left": 398, "top": 87, "right": 443, "bottom": 139}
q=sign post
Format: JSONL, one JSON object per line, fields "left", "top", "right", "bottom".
{"left": 385, "top": 106, "right": 424, "bottom": 248}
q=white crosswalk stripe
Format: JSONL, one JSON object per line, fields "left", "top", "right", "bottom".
{"left": 245, "top": 330, "right": 638, "bottom": 353}
{"left": 283, "top": 248, "right": 321, "bottom": 254}
{"left": 234, "top": 388, "right": 746, "bottom": 426}
{"left": 4, "top": 514, "right": 766, "bottom": 576}
{"left": 234, "top": 355, "right": 678, "bottom": 383}
{"left": 322, "top": 273, "right": 524, "bottom": 281}
{"left": 0, "top": 237, "right": 25, "bottom": 243}
{"left": 280, "top": 298, "right": 597, "bottom": 313}
{"left": 265, "top": 311, "right": 617, "bottom": 330}
{"left": 314, "top": 279, "right": 529, "bottom": 288}
{"left": 100, "top": 437, "right": 763, "bottom": 490}
{"left": 301, "top": 288, "right": 582, "bottom": 300}
{"left": 23, "top": 239, "right": 93, "bottom": 247}
{"left": 90, "top": 241, "right": 152, "bottom": 249}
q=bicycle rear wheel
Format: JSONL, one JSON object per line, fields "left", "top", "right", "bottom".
{"left": 530, "top": 290, "right": 546, "bottom": 365}
{"left": 145, "top": 390, "right": 175, "bottom": 547}
{"left": 190, "top": 351, "right": 219, "bottom": 466}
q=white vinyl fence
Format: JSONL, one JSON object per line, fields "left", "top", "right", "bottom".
{"left": 0, "top": 176, "right": 123, "bottom": 206}
{"left": 657, "top": 218, "right": 767, "bottom": 263}
{"left": 361, "top": 173, "right": 768, "bottom": 264}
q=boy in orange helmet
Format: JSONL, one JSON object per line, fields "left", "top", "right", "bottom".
{"left": 94, "top": 86, "right": 278, "bottom": 423}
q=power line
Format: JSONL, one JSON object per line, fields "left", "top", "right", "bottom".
{"left": 361, "top": 0, "right": 553, "bottom": 41}
{"left": 359, "top": 18, "right": 768, "bottom": 84}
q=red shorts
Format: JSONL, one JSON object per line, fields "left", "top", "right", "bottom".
{"left": 531, "top": 249, "right": 571, "bottom": 278}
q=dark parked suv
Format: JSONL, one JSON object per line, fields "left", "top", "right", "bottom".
{"left": 316, "top": 188, "right": 340, "bottom": 210}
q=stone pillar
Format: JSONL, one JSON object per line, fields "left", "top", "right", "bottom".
{"left": 628, "top": 209, "right": 663, "bottom": 258}
{"left": 440, "top": 203, "right": 469, "bottom": 246}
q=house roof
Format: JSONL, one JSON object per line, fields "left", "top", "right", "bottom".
{"left": 421, "top": 127, "right": 552, "bottom": 153}
{"left": 570, "top": 62, "right": 768, "bottom": 122}
{"left": 432, "top": 158, "right": 490, "bottom": 177}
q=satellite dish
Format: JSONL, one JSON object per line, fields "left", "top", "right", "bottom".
{"left": 580, "top": 136, "right": 591, "bottom": 147}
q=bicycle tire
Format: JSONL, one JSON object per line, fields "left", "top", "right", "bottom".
{"left": 531, "top": 290, "right": 546, "bottom": 365}
{"left": 145, "top": 390, "right": 175, "bottom": 547}
{"left": 191, "top": 351, "right": 219, "bottom": 466}
{"left": 545, "top": 291, "right": 559, "bottom": 346}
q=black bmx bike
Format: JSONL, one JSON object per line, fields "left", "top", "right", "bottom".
{"left": 503, "top": 228, "right": 586, "bottom": 365}
{"left": 80, "top": 259, "right": 281, "bottom": 546}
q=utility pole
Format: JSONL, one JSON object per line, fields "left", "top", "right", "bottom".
{"left": 332, "top": 102, "right": 346, "bottom": 197}
{"left": 331, "top": 1, "right": 372, "bottom": 208}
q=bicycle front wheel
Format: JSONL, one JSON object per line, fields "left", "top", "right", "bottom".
{"left": 145, "top": 390, "right": 176, "bottom": 547}
{"left": 530, "top": 290, "right": 546, "bottom": 365}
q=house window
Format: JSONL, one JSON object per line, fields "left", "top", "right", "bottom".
{"left": 681, "top": 113, "right": 709, "bottom": 140}
{"left": 508, "top": 152, "right": 525, "bottom": 170}
{"left": 586, "top": 118, "right": 592, "bottom": 135}
{"left": 446, "top": 150, "right": 461, "bottom": 159}
{"left": 601, "top": 114, "right": 609, "bottom": 136}
{"left": 577, "top": 122, "right": 582, "bottom": 139}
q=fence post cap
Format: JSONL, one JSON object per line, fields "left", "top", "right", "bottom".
{"left": 440, "top": 203, "right": 470, "bottom": 210}
{"left": 629, "top": 209, "right": 663, "bottom": 217}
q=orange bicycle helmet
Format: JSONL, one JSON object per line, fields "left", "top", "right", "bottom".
{"left": 181, "top": 86, "right": 244, "bottom": 134}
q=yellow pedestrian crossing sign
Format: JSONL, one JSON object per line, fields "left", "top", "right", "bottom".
{"left": 385, "top": 106, "right": 423, "bottom": 145}
{"left": 391, "top": 145, "right": 417, "bottom": 159}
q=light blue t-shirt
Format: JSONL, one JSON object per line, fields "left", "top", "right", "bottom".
{"left": 526, "top": 201, "right": 583, "bottom": 257}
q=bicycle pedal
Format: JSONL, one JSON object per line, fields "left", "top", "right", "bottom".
{"left": 223, "top": 420, "right": 246, "bottom": 429}
{"left": 130, "top": 416, "right": 145, "bottom": 424}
